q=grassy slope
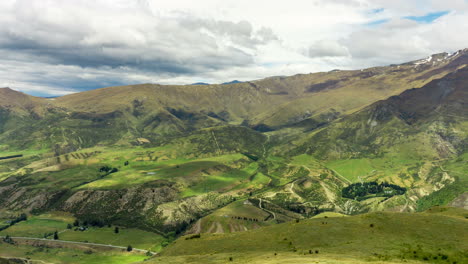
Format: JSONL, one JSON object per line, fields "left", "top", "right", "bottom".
{"left": 0, "top": 243, "right": 148, "bottom": 264}
{"left": 0, "top": 212, "right": 166, "bottom": 252}
{"left": 416, "top": 152, "right": 468, "bottom": 211}
{"left": 152, "top": 209, "right": 468, "bottom": 264}
{"left": 185, "top": 200, "right": 273, "bottom": 234}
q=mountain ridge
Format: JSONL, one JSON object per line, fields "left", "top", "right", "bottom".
{"left": 0, "top": 50, "right": 466, "bottom": 262}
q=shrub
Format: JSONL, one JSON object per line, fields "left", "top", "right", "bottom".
{"left": 3, "top": 235, "right": 14, "bottom": 244}
{"left": 127, "top": 245, "right": 133, "bottom": 252}
{"left": 185, "top": 234, "right": 201, "bottom": 240}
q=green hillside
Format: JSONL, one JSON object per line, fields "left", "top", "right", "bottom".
{"left": 151, "top": 208, "right": 468, "bottom": 264}
{"left": 0, "top": 51, "right": 467, "bottom": 263}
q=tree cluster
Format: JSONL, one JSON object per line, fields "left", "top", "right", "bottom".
{"left": 231, "top": 216, "right": 259, "bottom": 222}
{"left": 342, "top": 181, "right": 406, "bottom": 200}
{"left": 0, "top": 213, "right": 27, "bottom": 231}
{"left": 99, "top": 165, "right": 119, "bottom": 174}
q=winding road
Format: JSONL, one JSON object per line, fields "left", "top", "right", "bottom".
{"left": 258, "top": 198, "right": 276, "bottom": 220}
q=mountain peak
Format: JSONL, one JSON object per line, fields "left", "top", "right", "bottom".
{"left": 222, "top": 80, "right": 243, "bottom": 85}
{"left": 0, "top": 87, "right": 44, "bottom": 110}
{"left": 0, "top": 87, "right": 25, "bottom": 97}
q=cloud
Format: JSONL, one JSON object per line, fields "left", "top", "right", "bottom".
{"left": 341, "top": 10, "right": 468, "bottom": 67}
{"left": 0, "top": 0, "right": 467, "bottom": 96}
{"left": 0, "top": 0, "right": 281, "bottom": 96}
{"left": 365, "top": 18, "right": 391, "bottom": 27}
{"left": 308, "top": 40, "right": 349, "bottom": 58}
{"left": 0, "top": 1, "right": 277, "bottom": 74}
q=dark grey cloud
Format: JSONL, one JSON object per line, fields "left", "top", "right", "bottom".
{"left": 0, "top": 0, "right": 277, "bottom": 77}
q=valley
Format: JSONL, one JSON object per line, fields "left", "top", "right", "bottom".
{"left": 0, "top": 50, "right": 467, "bottom": 263}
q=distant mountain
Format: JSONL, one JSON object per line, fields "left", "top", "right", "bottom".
{"left": 2, "top": 49, "right": 466, "bottom": 151}
{"left": 221, "top": 80, "right": 243, "bottom": 85}
{"left": 191, "top": 82, "right": 210, "bottom": 85}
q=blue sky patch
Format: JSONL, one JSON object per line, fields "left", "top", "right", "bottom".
{"left": 370, "top": 8, "right": 384, "bottom": 14}
{"left": 366, "top": 18, "right": 390, "bottom": 27}
{"left": 404, "top": 10, "right": 450, "bottom": 23}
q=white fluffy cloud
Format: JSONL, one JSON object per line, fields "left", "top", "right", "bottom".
{"left": 0, "top": 0, "right": 467, "bottom": 96}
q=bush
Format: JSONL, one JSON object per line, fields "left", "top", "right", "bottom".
{"left": 3, "top": 235, "right": 14, "bottom": 244}
{"left": 127, "top": 245, "right": 133, "bottom": 252}
{"left": 185, "top": 234, "right": 201, "bottom": 240}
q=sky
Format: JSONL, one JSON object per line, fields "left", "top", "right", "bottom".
{"left": 0, "top": 0, "right": 468, "bottom": 96}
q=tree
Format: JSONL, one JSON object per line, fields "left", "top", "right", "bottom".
{"left": 114, "top": 227, "right": 119, "bottom": 234}
{"left": 53, "top": 231, "right": 59, "bottom": 240}
{"left": 73, "top": 219, "right": 79, "bottom": 226}
{"left": 19, "top": 213, "right": 27, "bottom": 221}
{"left": 67, "top": 224, "right": 72, "bottom": 229}
{"left": 3, "top": 235, "right": 14, "bottom": 244}
{"left": 127, "top": 245, "right": 133, "bottom": 252}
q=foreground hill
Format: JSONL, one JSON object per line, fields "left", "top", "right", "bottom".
{"left": 149, "top": 208, "right": 468, "bottom": 264}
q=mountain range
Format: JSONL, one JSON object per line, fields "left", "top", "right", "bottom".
{"left": 0, "top": 49, "right": 467, "bottom": 264}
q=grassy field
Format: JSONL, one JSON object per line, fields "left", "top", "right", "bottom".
{"left": 153, "top": 208, "right": 468, "bottom": 264}
{"left": 0, "top": 243, "right": 148, "bottom": 264}
{"left": 0, "top": 212, "right": 74, "bottom": 238}
{"left": 66, "top": 150, "right": 254, "bottom": 192}
{"left": 325, "top": 155, "right": 422, "bottom": 183}
{"left": 0, "top": 212, "right": 166, "bottom": 252}
{"left": 146, "top": 252, "right": 428, "bottom": 264}
{"left": 59, "top": 227, "right": 166, "bottom": 252}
